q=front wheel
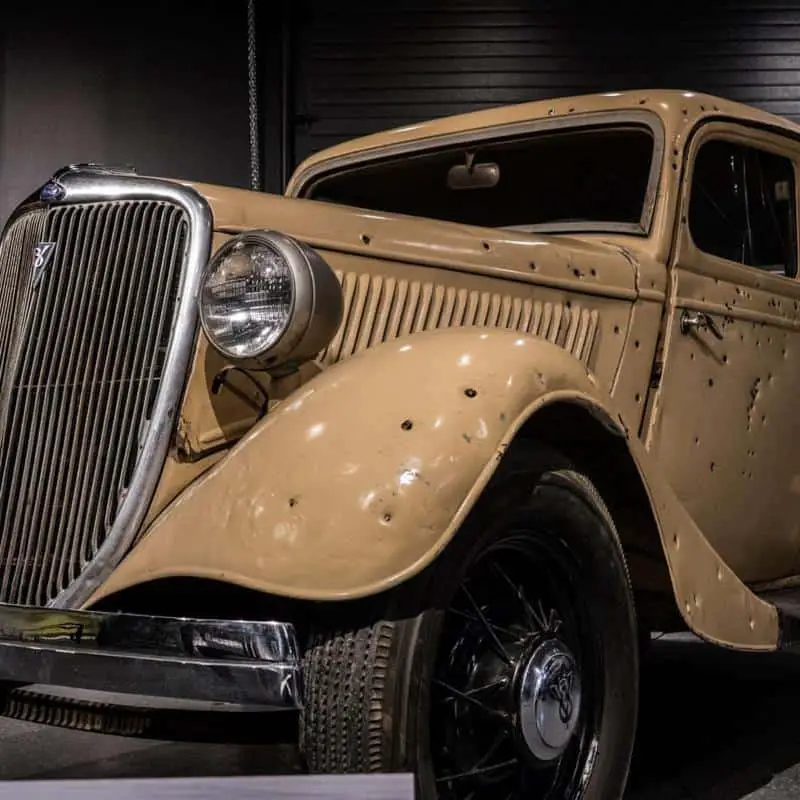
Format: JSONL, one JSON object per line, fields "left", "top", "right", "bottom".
{"left": 301, "top": 458, "right": 639, "bottom": 799}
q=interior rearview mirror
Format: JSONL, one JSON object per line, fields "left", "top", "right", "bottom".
{"left": 447, "top": 161, "right": 500, "bottom": 191}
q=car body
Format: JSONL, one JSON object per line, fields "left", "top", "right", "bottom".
{"left": 0, "top": 88, "right": 798, "bottom": 797}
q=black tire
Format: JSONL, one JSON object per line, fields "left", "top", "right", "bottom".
{"left": 301, "top": 448, "right": 639, "bottom": 799}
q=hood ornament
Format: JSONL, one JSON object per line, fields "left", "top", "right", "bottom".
{"left": 40, "top": 181, "right": 66, "bottom": 203}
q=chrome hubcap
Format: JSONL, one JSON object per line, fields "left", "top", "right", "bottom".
{"left": 518, "top": 638, "right": 582, "bottom": 762}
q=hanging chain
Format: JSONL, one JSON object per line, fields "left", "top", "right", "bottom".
{"left": 247, "top": 0, "right": 262, "bottom": 191}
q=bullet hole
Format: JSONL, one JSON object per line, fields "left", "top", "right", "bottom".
{"left": 685, "top": 602, "right": 692, "bottom": 614}
{"left": 717, "top": 568, "right": 724, "bottom": 582}
{"left": 565, "top": 300, "right": 572, "bottom": 309}
{"left": 401, "top": 419, "right": 413, "bottom": 430}
{"left": 634, "top": 393, "right": 641, "bottom": 403}
{"left": 590, "top": 268, "right": 597, "bottom": 277}
{"left": 568, "top": 107, "right": 575, "bottom": 113}
{"left": 681, "top": 215, "right": 687, "bottom": 224}
{"left": 682, "top": 107, "right": 688, "bottom": 115}
{"left": 722, "top": 355, "right": 728, "bottom": 364}
{"left": 462, "top": 432, "right": 472, "bottom": 444}
{"left": 672, "top": 148, "right": 679, "bottom": 157}
{"left": 690, "top": 352, "right": 695, "bottom": 361}
{"left": 748, "top": 377, "right": 761, "bottom": 421}
{"left": 382, "top": 513, "right": 393, "bottom": 524}
{"left": 710, "top": 462, "right": 716, "bottom": 472}
{"left": 694, "top": 436, "right": 700, "bottom": 445}
{"left": 673, "top": 534, "right": 680, "bottom": 548}
{"left": 481, "top": 240, "right": 491, "bottom": 251}
{"left": 464, "top": 387, "right": 478, "bottom": 398}
{"left": 288, "top": 497, "right": 298, "bottom": 508}
{"left": 708, "top": 378, "right": 714, "bottom": 387}
{"left": 613, "top": 325, "right": 620, "bottom": 334}
{"left": 762, "top": 415, "right": 767, "bottom": 425}
{"left": 530, "top": 261, "right": 538, "bottom": 271}
{"left": 749, "top": 618, "right": 756, "bottom": 631}
{"left": 639, "top": 98, "right": 647, "bottom": 105}
{"left": 572, "top": 267, "right": 583, "bottom": 278}
{"left": 672, "top": 162, "right": 678, "bottom": 171}
{"left": 548, "top": 107, "right": 555, "bottom": 115}
{"left": 713, "top": 105, "right": 719, "bottom": 111}
{"left": 634, "top": 339, "right": 640, "bottom": 349}
{"left": 360, "top": 233, "right": 371, "bottom": 245}
{"left": 700, "top": 104, "right": 706, "bottom": 112}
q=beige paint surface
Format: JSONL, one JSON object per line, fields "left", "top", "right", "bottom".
{"left": 92, "top": 328, "right": 777, "bottom": 649}
{"left": 88, "top": 88, "right": 799, "bottom": 651}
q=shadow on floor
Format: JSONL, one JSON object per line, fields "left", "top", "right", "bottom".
{"left": 626, "top": 637, "right": 800, "bottom": 799}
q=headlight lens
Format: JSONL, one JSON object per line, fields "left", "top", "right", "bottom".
{"left": 200, "top": 238, "right": 293, "bottom": 359}
{"left": 198, "top": 230, "right": 343, "bottom": 371}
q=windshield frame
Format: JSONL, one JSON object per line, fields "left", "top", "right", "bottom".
{"left": 290, "top": 109, "right": 666, "bottom": 237}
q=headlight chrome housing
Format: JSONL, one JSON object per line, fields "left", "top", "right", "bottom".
{"left": 198, "top": 230, "right": 343, "bottom": 372}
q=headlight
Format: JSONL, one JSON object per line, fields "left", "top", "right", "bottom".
{"left": 198, "top": 230, "right": 343, "bottom": 372}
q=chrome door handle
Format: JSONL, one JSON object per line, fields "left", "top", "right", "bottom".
{"left": 680, "top": 309, "right": 724, "bottom": 340}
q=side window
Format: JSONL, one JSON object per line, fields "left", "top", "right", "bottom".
{"left": 689, "top": 139, "right": 797, "bottom": 277}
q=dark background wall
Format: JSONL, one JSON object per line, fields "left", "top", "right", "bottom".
{"left": 292, "top": 2, "right": 800, "bottom": 161}
{"left": 3, "top": 1, "right": 800, "bottom": 223}
{"left": 0, "top": 1, "right": 251, "bottom": 224}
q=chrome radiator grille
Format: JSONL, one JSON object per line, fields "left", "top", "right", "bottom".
{"left": 0, "top": 200, "right": 189, "bottom": 606}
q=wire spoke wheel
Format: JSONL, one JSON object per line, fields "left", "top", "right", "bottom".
{"left": 432, "top": 535, "right": 598, "bottom": 800}
{"left": 302, "top": 455, "right": 638, "bottom": 800}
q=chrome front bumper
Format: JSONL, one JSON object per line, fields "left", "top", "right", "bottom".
{"left": 0, "top": 604, "right": 301, "bottom": 708}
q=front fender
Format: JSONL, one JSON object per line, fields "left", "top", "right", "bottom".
{"left": 91, "top": 327, "right": 777, "bottom": 649}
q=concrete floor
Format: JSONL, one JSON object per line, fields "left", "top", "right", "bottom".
{"left": 0, "top": 636, "right": 798, "bottom": 798}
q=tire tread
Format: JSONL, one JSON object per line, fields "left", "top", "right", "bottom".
{"left": 302, "top": 622, "right": 396, "bottom": 773}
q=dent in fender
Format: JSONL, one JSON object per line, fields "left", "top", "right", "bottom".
{"left": 90, "top": 328, "right": 777, "bottom": 650}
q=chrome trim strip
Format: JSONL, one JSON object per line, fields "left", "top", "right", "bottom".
{"left": 288, "top": 109, "right": 666, "bottom": 237}
{"left": 0, "top": 603, "right": 301, "bottom": 707}
{"left": 0, "top": 167, "right": 213, "bottom": 609}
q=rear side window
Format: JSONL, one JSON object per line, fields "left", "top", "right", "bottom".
{"left": 689, "top": 139, "right": 797, "bottom": 277}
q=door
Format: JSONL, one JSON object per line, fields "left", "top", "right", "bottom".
{"left": 645, "top": 120, "right": 800, "bottom": 584}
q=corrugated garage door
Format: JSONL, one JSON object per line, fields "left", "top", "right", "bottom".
{"left": 292, "top": 1, "right": 800, "bottom": 165}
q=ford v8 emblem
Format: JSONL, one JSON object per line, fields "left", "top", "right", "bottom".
{"left": 31, "top": 242, "right": 57, "bottom": 287}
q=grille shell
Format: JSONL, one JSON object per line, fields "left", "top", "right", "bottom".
{"left": 0, "top": 173, "right": 211, "bottom": 609}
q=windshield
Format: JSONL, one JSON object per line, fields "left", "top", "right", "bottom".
{"left": 304, "top": 122, "right": 657, "bottom": 235}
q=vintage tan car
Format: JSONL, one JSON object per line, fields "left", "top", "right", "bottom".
{"left": 0, "top": 88, "right": 797, "bottom": 798}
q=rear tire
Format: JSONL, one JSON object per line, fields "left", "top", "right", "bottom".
{"left": 301, "top": 450, "right": 639, "bottom": 799}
